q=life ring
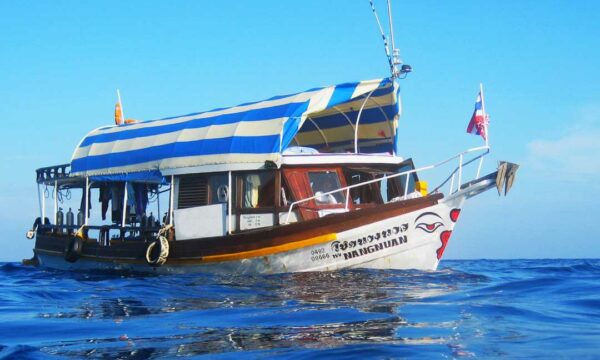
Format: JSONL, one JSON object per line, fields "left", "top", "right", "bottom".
{"left": 64, "top": 236, "right": 84, "bottom": 263}
{"left": 146, "top": 235, "right": 170, "bottom": 266}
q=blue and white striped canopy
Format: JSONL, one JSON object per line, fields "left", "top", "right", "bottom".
{"left": 71, "top": 78, "right": 401, "bottom": 180}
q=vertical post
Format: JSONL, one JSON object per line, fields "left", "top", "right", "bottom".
{"left": 344, "top": 188, "right": 350, "bottom": 210}
{"left": 403, "top": 173, "right": 410, "bottom": 199}
{"left": 382, "top": 174, "right": 387, "bottom": 203}
{"left": 157, "top": 185, "right": 161, "bottom": 225}
{"left": 53, "top": 180, "right": 58, "bottom": 224}
{"left": 476, "top": 156, "right": 484, "bottom": 179}
{"left": 274, "top": 170, "right": 281, "bottom": 225}
{"left": 476, "top": 83, "right": 488, "bottom": 179}
{"left": 387, "top": 0, "right": 396, "bottom": 52}
{"left": 169, "top": 175, "right": 175, "bottom": 225}
{"left": 84, "top": 177, "right": 90, "bottom": 225}
{"left": 42, "top": 186, "right": 46, "bottom": 221}
{"left": 386, "top": 0, "right": 398, "bottom": 76}
{"left": 122, "top": 181, "right": 128, "bottom": 227}
{"left": 458, "top": 154, "right": 464, "bottom": 191}
{"left": 37, "top": 183, "right": 43, "bottom": 219}
{"left": 228, "top": 171, "right": 232, "bottom": 235}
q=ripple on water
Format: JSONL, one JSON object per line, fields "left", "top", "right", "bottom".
{"left": 0, "top": 259, "right": 598, "bottom": 358}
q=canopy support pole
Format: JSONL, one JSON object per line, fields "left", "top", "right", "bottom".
{"left": 228, "top": 171, "right": 232, "bottom": 235}
{"left": 37, "top": 183, "right": 42, "bottom": 220}
{"left": 333, "top": 106, "right": 356, "bottom": 143}
{"left": 354, "top": 89, "right": 377, "bottom": 154}
{"left": 333, "top": 106, "right": 356, "bottom": 131}
{"left": 157, "top": 186, "right": 161, "bottom": 225}
{"left": 53, "top": 180, "right": 58, "bottom": 224}
{"left": 84, "top": 177, "right": 89, "bottom": 225}
{"left": 42, "top": 186, "right": 46, "bottom": 221}
{"left": 169, "top": 175, "right": 174, "bottom": 226}
{"left": 122, "top": 181, "right": 128, "bottom": 227}
{"left": 306, "top": 117, "right": 329, "bottom": 147}
{"left": 368, "top": 96, "right": 394, "bottom": 139}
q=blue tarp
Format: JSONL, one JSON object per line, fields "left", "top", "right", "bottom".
{"left": 71, "top": 78, "right": 400, "bottom": 180}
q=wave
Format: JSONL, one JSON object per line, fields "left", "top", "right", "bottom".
{"left": 0, "top": 259, "right": 598, "bottom": 358}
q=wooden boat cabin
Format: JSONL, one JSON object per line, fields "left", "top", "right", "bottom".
{"left": 33, "top": 152, "right": 420, "bottom": 244}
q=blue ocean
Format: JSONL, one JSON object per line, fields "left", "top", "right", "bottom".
{"left": 0, "top": 259, "right": 598, "bottom": 359}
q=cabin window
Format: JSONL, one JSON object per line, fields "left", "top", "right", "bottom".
{"left": 397, "top": 163, "right": 417, "bottom": 195}
{"left": 177, "top": 173, "right": 234, "bottom": 209}
{"left": 240, "top": 172, "right": 275, "bottom": 208}
{"left": 387, "top": 160, "right": 418, "bottom": 199}
{"left": 344, "top": 170, "right": 380, "bottom": 205}
{"left": 308, "top": 171, "right": 345, "bottom": 205}
{"left": 177, "top": 174, "right": 208, "bottom": 209}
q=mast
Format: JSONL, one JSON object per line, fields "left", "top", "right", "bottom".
{"left": 387, "top": 0, "right": 401, "bottom": 78}
{"left": 476, "top": 83, "right": 488, "bottom": 178}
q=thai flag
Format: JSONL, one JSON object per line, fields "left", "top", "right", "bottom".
{"left": 466, "top": 91, "right": 488, "bottom": 141}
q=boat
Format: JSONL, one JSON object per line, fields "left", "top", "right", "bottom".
{"left": 24, "top": 5, "right": 518, "bottom": 274}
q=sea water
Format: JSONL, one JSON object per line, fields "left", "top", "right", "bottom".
{"left": 0, "top": 259, "right": 598, "bottom": 359}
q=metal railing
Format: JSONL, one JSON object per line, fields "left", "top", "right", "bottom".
{"left": 283, "top": 145, "right": 490, "bottom": 224}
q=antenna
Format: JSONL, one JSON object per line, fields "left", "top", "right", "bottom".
{"left": 369, "top": 0, "right": 411, "bottom": 79}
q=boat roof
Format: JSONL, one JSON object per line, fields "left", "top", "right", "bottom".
{"left": 281, "top": 152, "right": 404, "bottom": 166}
{"left": 70, "top": 78, "right": 401, "bottom": 181}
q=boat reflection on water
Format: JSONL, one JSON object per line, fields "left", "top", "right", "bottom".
{"left": 36, "top": 268, "right": 485, "bottom": 358}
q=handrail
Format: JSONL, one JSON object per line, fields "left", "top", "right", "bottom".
{"left": 283, "top": 145, "right": 490, "bottom": 224}
{"left": 430, "top": 147, "right": 490, "bottom": 194}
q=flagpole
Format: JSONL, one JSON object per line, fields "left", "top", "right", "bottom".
{"left": 480, "top": 83, "right": 489, "bottom": 147}
{"left": 476, "top": 82, "right": 487, "bottom": 178}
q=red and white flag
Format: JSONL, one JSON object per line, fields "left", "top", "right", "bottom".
{"left": 466, "top": 90, "right": 488, "bottom": 141}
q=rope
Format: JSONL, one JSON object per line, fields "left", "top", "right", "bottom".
{"left": 146, "top": 224, "right": 173, "bottom": 266}
{"left": 158, "top": 223, "right": 173, "bottom": 237}
{"left": 55, "top": 188, "right": 71, "bottom": 203}
{"left": 146, "top": 235, "right": 170, "bottom": 266}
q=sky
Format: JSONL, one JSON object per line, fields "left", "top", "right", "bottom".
{"left": 0, "top": 0, "right": 598, "bottom": 261}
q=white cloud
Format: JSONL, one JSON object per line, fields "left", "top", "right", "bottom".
{"left": 527, "top": 104, "right": 600, "bottom": 179}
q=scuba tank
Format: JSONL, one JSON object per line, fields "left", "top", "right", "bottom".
{"left": 147, "top": 212, "right": 155, "bottom": 228}
{"left": 66, "top": 208, "right": 74, "bottom": 226}
{"left": 56, "top": 207, "right": 64, "bottom": 227}
{"left": 77, "top": 208, "right": 84, "bottom": 226}
{"left": 66, "top": 208, "right": 74, "bottom": 233}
